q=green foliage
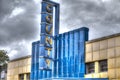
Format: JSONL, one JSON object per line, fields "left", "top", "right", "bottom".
{"left": 0, "top": 50, "right": 9, "bottom": 66}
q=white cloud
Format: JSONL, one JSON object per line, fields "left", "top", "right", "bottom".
{"left": 34, "top": 0, "right": 41, "bottom": 4}
{"left": 52, "top": 0, "right": 60, "bottom": 3}
{"left": 101, "top": 0, "right": 111, "bottom": 2}
{"left": 6, "top": 40, "right": 32, "bottom": 60}
{"left": 9, "top": 7, "right": 25, "bottom": 18}
{"left": 8, "top": 50, "right": 18, "bottom": 58}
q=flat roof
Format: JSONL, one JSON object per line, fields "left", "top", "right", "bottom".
{"left": 86, "top": 33, "right": 120, "bottom": 44}
{"left": 9, "top": 55, "right": 31, "bottom": 62}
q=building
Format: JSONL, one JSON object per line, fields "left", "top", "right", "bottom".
{"left": 7, "top": 33, "right": 120, "bottom": 80}
{"left": 7, "top": 56, "right": 31, "bottom": 80}
{"left": 85, "top": 33, "right": 120, "bottom": 80}
{"left": 6, "top": 0, "right": 120, "bottom": 80}
{"left": 31, "top": 27, "right": 89, "bottom": 80}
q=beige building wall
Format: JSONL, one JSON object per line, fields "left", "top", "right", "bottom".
{"left": 7, "top": 56, "right": 31, "bottom": 80}
{"left": 85, "top": 33, "right": 120, "bottom": 80}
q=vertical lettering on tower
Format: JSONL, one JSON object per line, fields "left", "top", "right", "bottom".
{"left": 39, "top": 1, "right": 53, "bottom": 70}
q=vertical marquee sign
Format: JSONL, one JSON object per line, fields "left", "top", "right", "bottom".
{"left": 39, "top": 0, "right": 59, "bottom": 71}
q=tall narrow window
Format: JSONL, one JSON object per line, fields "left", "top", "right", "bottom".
{"left": 19, "top": 74, "right": 24, "bottom": 80}
{"left": 26, "top": 73, "right": 30, "bottom": 80}
{"left": 86, "top": 62, "right": 95, "bottom": 74}
{"left": 99, "top": 60, "right": 107, "bottom": 72}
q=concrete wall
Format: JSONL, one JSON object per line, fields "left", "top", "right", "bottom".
{"left": 7, "top": 56, "right": 31, "bottom": 80}
{"left": 85, "top": 33, "right": 120, "bottom": 80}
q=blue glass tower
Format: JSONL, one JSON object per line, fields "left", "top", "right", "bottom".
{"left": 53, "top": 27, "right": 89, "bottom": 78}
{"left": 30, "top": 0, "right": 108, "bottom": 80}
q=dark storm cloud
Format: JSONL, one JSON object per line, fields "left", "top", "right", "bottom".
{"left": 0, "top": 0, "right": 40, "bottom": 46}
{"left": 60, "top": 0, "right": 120, "bottom": 39}
{"left": 0, "top": 0, "right": 41, "bottom": 59}
{"left": 1, "top": 0, "right": 120, "bottom": 59}
{"left": 0, "top": 0, "right": 13, "bottom": 19}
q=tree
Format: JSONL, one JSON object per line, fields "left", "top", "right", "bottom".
{"left": 0, "top": 50, "right": 9, "bottom": 73}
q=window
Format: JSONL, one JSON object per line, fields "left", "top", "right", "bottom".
{"left": 19, "top": 74, "right": 24, "bottom": 80}
{"left": 86, "top": 62, "right": 95, "bottom": 74}
{"left": 26, "top": 73, "right": 30, "bottom": 80}
{"left": 99, "top": 60, "right": 107, "bottom": 72}
{"left": 19, "top": 73, "right": 30, "bottom": 80}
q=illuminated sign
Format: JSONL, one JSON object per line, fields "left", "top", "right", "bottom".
{"left": 39, "top": 0, "right": 59, "bottom": 70}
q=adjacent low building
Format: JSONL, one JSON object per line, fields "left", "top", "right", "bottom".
{"left": 7, "top": 56, "right": 31, "bottom": 80}
{"left": 85, "top": 33, "right": 120, "bottom": 80}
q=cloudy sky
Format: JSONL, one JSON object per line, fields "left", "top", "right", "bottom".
{"left": 0, "top": 0, "right": 120, "bottom": 60}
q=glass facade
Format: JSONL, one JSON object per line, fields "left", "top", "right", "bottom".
{"left": 31, "top": 27, "right": 89, "bottom": 79}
